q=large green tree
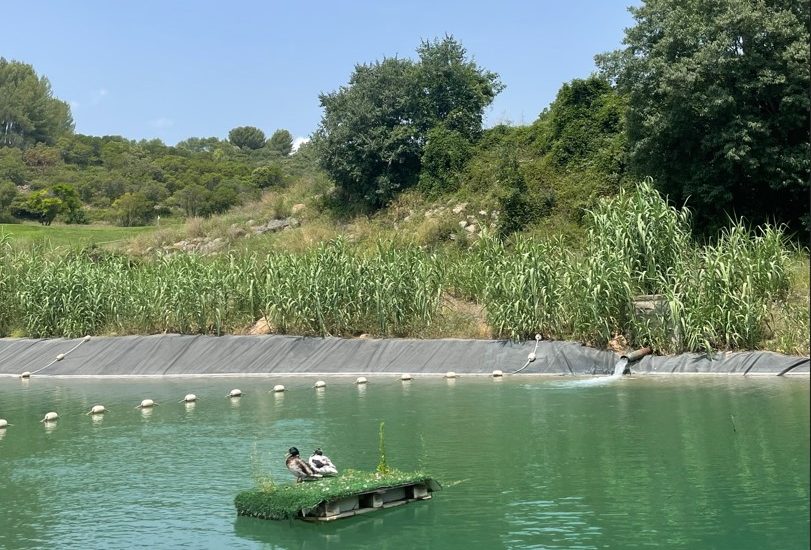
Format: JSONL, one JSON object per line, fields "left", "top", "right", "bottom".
{"left": 228, "top": 126, "right": 266, "bottom": 150}
{"left": 313, "top": 36, "right": 502, "bottom": 208}
{"left": 597, "top": 0, "right": 810, "bottom": 234}
{"left": 314, "top": 57, "right": 420, "bottom": 208}
{"left": 267, "top": 129, "right": 293, "bottom": 156}
{"left": 0, "top": 58, "right": 74, "bottom": 148}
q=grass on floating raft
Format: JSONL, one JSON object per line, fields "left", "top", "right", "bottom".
{"left": 235, "top": 469, "right": 437, "bottom": 520}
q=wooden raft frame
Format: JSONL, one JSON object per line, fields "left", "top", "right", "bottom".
{"left": 300, "top": 482, "right": 433, "bottom": 521}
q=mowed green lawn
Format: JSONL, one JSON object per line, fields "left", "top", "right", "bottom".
{"left": 0, "top": 222, "right": 157, "bottom": 250}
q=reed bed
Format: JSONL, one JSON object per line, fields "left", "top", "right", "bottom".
{"left": 449, "top": 182, "right": 802, "bottom": 352}
{"left": 1, "top": 239, "right": 443, "bottom": 339}
{"left": 0, "top": 182, "right": 805, "bottom": 355}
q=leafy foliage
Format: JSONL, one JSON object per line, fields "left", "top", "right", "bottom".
{"left": 418, "top": 125, "right": 472, "bottom": 196}
{"left": 314, "top": 36, "right": 502, "bottom": 209}
{"left": 228, "top": 126, "right": 266, "bottom": 150}
{"left": 267, "top": 129, "right": 293, "bottom": 156}
{"left": 0, "top": 58, "right": 74, "bottom": 147}
{"left": 597, "top": 0, "right": 810, "bottom": 236}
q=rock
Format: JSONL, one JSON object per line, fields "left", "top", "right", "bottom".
{"left": 452, "top": 203, "right": 467, "bottom": 214}
{"left": 479, "top": 210, "right": 488, "bottom": 216}
{"left": 607, "top": 334, "right": 628, "bottom": 354}
{"left": 464, "top": 224, "right": 477, "bottom": 233}
{"left": 249, "top": 317, "right": 274, "bottom": 335}
{"left": 459, "top": 220, "right": 469, "bottom": 228}
{"left": 227, "top": 226, "right": 246, "bottom": 239}
{"left": 254, "top": 217, "right": 298, "bottom": 234}
{"left": 291, "top": 203, "right": 306, "bottom": 214}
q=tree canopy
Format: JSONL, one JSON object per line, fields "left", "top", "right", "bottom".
{"left": 313, "top": 36, "right": 503, "bottom": 209}
{"left": 0, "top": 58, "right": 74, "bottom": 148}
{"left": 597, "top": 0, "right": 810, "bottom": 234}
{"left": 267, "top": 129, "right": 293, "bottom": 156}
{"left": 228, "top": 126, "right": 266, "bottom": 150}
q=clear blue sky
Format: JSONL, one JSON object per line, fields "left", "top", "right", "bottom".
{"left": 4, "top": 1, "right": 638, "bottom": 146}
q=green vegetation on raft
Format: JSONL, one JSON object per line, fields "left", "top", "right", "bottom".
{"left": 235, "top": 469, "right": 437, "bottom": 520}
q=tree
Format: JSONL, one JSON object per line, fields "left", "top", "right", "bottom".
{"left": 597, "top": 0, "right": 810, "bottom": 235}
{"left": 251, "top": 164, "right": 285, "bottom": 188}
{"left": 23, "top": 143, "right": 62, "bottom": 170}
{"left": 414, "top": 36, "right": 504, "bottom": 141}
{"left": 314, "top": 57, "right": 421, "bottom": 208}
{"left": 51, "top": 183, "right": 87, "bottom": 224}
{"left": 0, "top": 58, "right": 74, "bottom": 147}
{"left": 496, "top": 152, "right": 533, "bottom": 237}
{"left": 176, "top": 136, "right": 226, "bottom": 154}
{"left": 267, "top": 129, "right": 293, "bottom": 156}
{"left": 313, "top": 36, "right": 503, "bottom": 208}
{"left": 541, "top": 76, "right": 626, "bottom": 170}
{"left": 208, "top": 182, "right": 239, "bottom": 214}
{"left": 418, "top": 125, "right": 472, "bottom": 196}
{"left": 228, "top": 126, "right": 266, "bottom": 150}
{"left": 113, "top": 192, "right": 151, "bottom": 226}
{"left": 13, "top": 190, "right": 62, "bottom": 225}
{"left": 0, "top": 181, "right": 17, "bottom": 212}
{"left": 0, "top": 147, "right": 27, "bottom": 184}
{"left": 172, "top": 184, "right": 210, "bottom": 217}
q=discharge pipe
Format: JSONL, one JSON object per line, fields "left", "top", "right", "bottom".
{"left": 616, "top": 346, "right": 652, "bottom": 375}
{"left": 621, "top": 347, "right": 652, "bottom": 363}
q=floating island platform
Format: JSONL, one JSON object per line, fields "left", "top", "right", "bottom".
{"left": 235, "top": 470, "right": 440, "bottom": 522}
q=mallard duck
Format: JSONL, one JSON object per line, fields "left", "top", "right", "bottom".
{"left": 308, "top": 448, "right": 338, "bottom": 476}
{"left": 286, "top": 447, "right": 321, "bottom": 483}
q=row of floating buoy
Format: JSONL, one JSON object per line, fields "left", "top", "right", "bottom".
{"left": 1, "top": 372, "right": 507, "bottom": 430}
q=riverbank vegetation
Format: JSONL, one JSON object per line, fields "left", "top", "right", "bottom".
{"left": 1, "top": 181, "right": 807, "bottom": 355}
{"left": 0, "top": 0, "right": 807, "bottom": 356}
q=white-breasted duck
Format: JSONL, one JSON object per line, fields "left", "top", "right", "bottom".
{"left": 308, "top": 448, "right": 338, "bottom": 476}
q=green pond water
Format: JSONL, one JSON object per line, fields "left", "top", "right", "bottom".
{"left": 0, "top": 375, "right": 808, "bottom": 549}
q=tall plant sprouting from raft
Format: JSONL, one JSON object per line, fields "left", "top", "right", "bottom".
{"left": 376, "top": 422, "right": 391, "bottom": 475}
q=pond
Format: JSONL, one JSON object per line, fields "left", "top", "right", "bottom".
{"left": 0, "top": 375, "right": 808, "bottom": 549}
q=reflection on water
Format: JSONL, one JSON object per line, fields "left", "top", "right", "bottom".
{"left": 0, "top": 376, "right": 807, "bottom": 549}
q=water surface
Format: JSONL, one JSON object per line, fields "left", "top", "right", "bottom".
{"left": 0, "top": 375, "right": 808, "bottom": 549}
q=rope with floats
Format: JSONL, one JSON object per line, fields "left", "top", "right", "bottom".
{"left": 511, "top": 334, "right": 542, "bottom": 375}
{"left": 23, "top": 335, "right": 92, "bottom": 377}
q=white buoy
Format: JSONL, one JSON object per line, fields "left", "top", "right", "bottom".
{"left": 445, "top": 371, "right": 457, "bottom": 379}
{"left": 527, "top": 352, "right": 536, "bottom": 362}
{"left": 56, "top": 353, "right": 65, "bottom": 361}
{"left": 492, "top": 370, "right": 503, "bottom": 377}
{"left": 41, "top": 412, "right": 58, "bottom": 423}
{"left": 535, "top": 333, "right": 542, "bottom": 341}
{"left": 83, "top": 335, "right": 91, "bottom": 341}
{"left": 137, "top": 399, "right": 155, "bottom": 409}
{"left": 355, "top": 377, "right": 368, "bottom": 385}
{"left": 20, "top": 372, "right": 31, "bottom": 379}
{"left": 0, "top": 419, "right": 8, "bottom": 428}
{"left": 182, "top": 393, "right": 197, "bottom": 403}
{"left": 228, "top": 389, "right": 243, "bottom": 398}
{"left": 88, "top": 405, "right": 106, "bottom": 415}
{"left": 314, "top": 380, "right": 326, "bottom": 389}
{"left": 272, "top": 384, "right": 285, "bottom": 393}
{"left": 401, "top": 373, "right": 413, "bottom": 381}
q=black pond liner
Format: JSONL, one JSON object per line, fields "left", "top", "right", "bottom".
{"left": 0, "top": 334, "right": 807, "bottom": 377}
